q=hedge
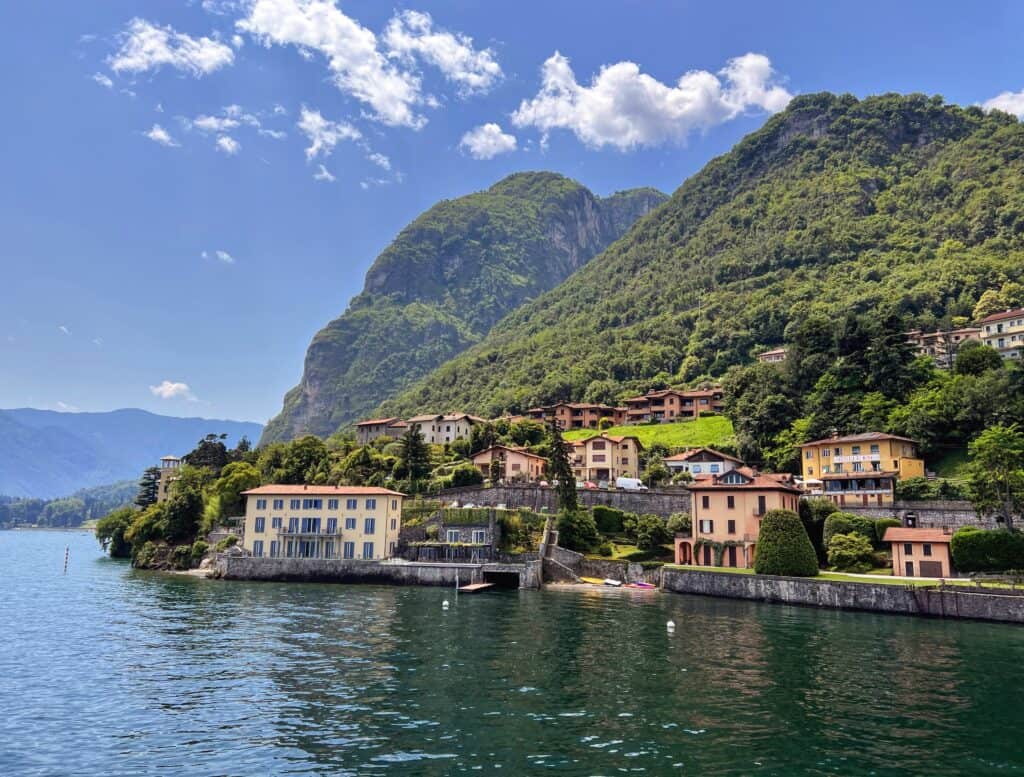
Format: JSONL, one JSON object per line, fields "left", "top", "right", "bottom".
{"left": 950, "top": 527, "right": 1024, "bottom": 573}
{"left": 592, "top": 505, "right": 627, "bottom": 534}
{"left": 754, "top": 509, "right": 819, "bottom": 577}
{"left": 823, "top": 512, "right": 877, "bottom": 548}
{"left": 799, "top": 498, "right": 838, "bottom": 563}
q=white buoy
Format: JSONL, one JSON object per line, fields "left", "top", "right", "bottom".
{"left": 666, "top": 620, "right": 676, "bottom": 633}
{"left": 442, "top": 599, "right": 450, "bottom": 610}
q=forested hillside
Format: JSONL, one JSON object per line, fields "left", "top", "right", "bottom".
{"left": 379, "top": 93, "right": 1024, "bottom": 422}
{"left": 261, "top": 172, "right": 666, "bottom": 443}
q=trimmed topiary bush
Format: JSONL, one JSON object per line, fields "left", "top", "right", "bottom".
{"left": 950, "top": 527, "right": 1024, "bottom": 573}
{"left": 754, "top": 509, "right": 819, "bottom": 577}
{"left": 823, "top": 512, "right": 877, "bottom": 548}
{"left": 666, "top": 511, "right": 691, "bottom": 535}
{"left": 556, "top": 509, "right": 600, "bottom": 552}
{"left": 799, "top": 498, "right": 838, "bottom": 563}
{"left": 874, "top": 518, "right": 902, "bottom": 545}
{"left": 592, "top": 505, "right": 627, "bottom": 534}
{"left": 827, "top": 533, "right": 874, "bottom": 573}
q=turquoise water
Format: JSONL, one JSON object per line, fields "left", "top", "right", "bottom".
{"left": 2, "top": 530, "right": 1023, "bottom": 776}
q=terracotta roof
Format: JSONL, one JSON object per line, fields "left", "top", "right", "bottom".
{"left": 800, "top": 431, "right": 918, "bottom": 447}
{"left": 624, "top": 387, "right": 723, "bottom": 403}
{"left": 664, "top": 447, "right": 744, "bottom": 464}
{"left": 687, "top": 467, "right": 801, "bottom": 493}
{"left": 758, "top": 347, "right": 788, "bottom": 356}
{"left": 471, "top": 444, "right": 548, "bottom": 462}
{"left": 355, "top": 417, "right": 400, "bottom": 427}
{"left": 576, "top": 432, "right": 642, "bottom": 447}
{"left": 978, "top": 307, "right": 1024, "bottom": 325}
{"left": 883, "top": 527, "right": 953, "bottom": 543}
{"left": 242, "top": 485, "right": 405, "bottom": 496}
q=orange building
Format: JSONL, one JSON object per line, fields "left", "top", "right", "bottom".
{"left": 622, "top": 387, "right": 724, "bottom": 423}
{"left": 676, "top": 467, "right": 802, "bottom": 568}
{"left": 884, "top": 527, "right": 954, "bottom": 578}
{"left": 525, "top": 402, "right": 626, "bottom": 429}
{"left": 471, "top": 445, "right": 548, "bottom": 482}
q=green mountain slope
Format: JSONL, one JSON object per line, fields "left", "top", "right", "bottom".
{"left": 261, "top": 172, "right": 667, "bottom": 442}
{"left": 378, "top": 93, "right": 1024, "bottom": 417}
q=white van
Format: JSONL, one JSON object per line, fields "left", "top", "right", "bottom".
{"left": 615, "top": 477, "right": 648, "bottom": 491}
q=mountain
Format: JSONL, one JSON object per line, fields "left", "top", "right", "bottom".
{"left": 0, "top": 408, "right": 262, "bottom": 498}
{"left": 260, "top": 172, "right": 667, "bottom": 443}
{"left": 376, "top": 93, "right": 1024, "bottom": 417}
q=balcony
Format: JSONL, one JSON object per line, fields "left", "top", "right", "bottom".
{"left": 832, "top": 453, "right": 881, "bottom": 464}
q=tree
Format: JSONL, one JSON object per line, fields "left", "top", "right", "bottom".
{"left": 396, "top": 426, "right": 432, "bottom": 489}
{"left": 95, "top": 506, "right": 137, "bottom": 558}
{"left": 183, "top": 433, "right": 231, "bottom": 475}
{"left": 545, "top": 420, "right": 577, "bottom": 512}
{"left": 754, "top": 509, "right": 819, "bottom": 577}
{"left": 135, "top": 467, "right": 161, "bottom": 508}
{"left": 488, "top": 457, "right": 502, "bottom": 483}
{"left": 954, "top": 341, "right": 1003, "bottom": 376}
{"left": 641, "top": 455, "right": 670, "bottom": 487}
{"left": 634, "top": 514, "right": 671, "bottom": 550}
{"left": 211, "top": 461, "right": 261, "bottom": 518}
{"left": 827, "top": 532, "right": 875, "bottom": 573}
{"left": 469, "top": 422, "right": 499, "bottom": 455}
{"left": 278, "top": 436, "right": 331, "bottom": 484}
{"left": 555, "top": 509, "right": 598, "bottom": 552}
{"left": 966, "top": 424, "right": 1024, "bottom": 530}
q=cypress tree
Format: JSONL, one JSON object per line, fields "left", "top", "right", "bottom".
{"left": 546, "top": 420, "right": 578, "bottom": 512}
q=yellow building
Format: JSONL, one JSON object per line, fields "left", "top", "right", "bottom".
{"left": 240, "top": 485, "right": 404, "bottom": 560}
{"left": 569, "top": 433, "right": 643, "bottom": 484}
{"left": 799, "top": 432, "right": 925, "bottom": 507}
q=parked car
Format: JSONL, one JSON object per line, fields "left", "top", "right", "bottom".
{"left": 615, "top": 477, "right": 648, "bottom": 491}
{"left": 582, "top": 481, "right": 599, "bottom": 490}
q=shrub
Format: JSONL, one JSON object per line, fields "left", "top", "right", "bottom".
{"left": 827, "top": 533, "right": 875, "bottom": 573}
{"left": 190, "top": 540, "right": 209, "bottom": 566}
{"left": 666, "top": 512, "right": 691, "bottom": 535}
{"left": 874, "top": 518, "right": 902, "bottom": 545}
{"left": 556, "top": 509, "right": 600, "bottom": 552}
{"left": 754, "top": 509, "right": 819, "bottom": 577}
{"left": 950, "top": 527, "right": 1024, "bottom": 573}
{"left": 214, "top": 534, "right": 239, "bottom": 552}
{"left": 596, "top": 541, "right": 614, "bottom": 557}
{"left": 620, "top": 511, "right": 641, "bottom": 540}
{"left": 634, "top": 514, "right": 671, "bottom": 550}
{"left": 425, "top": 524, "right": 439, "bottom": 540}
{"left": 799, "top": 498, "right": 838, "bottom": 563}
{"left": 895, "top": 476, "right": 933, "bottom": 501}
{"left": 449, "top": 464, "right": 484, "bottom": 488}
{"left": 592, "top": 505, "right": 627, "bottom": 534}
{"left": 598, "top": 417, "right": 614, "bottom": 431}
{"left": 823, "top": 512, "right": 877, "bottom": 548}
{"left": 172, "top": 544, "right": 193, "bottom": 569}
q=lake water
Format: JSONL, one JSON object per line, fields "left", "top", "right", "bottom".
{"left": 2, "top": 530, "right": 1023, "bottom": 776}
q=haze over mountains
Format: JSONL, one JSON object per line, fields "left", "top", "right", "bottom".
{"left": 0, "top": 408, "right": 262, "bottom": 498}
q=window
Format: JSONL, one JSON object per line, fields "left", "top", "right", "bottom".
{"left": 366, "top": 498, "right": 377, "bottom": 510}
{"left": 391, "top": 519, "right": 397, "bottom": 531}
{"left": 808, "top": 467, "right": 814, "bottom": 475}
{"left": 870, "top": 444, "right": 879, "bottom": 454}
{"left": 834, "top": 448, "right": 841, "bottom": 457}
{"left": 290, "top": 499, "right": 301, "bottom": 510}
{"left": 923, "top": 544, "right": 932, "bottom": 557}
{"left": 446, "top": 529, "right": 459, "bottom": 542}
{"left": 852, "top": 446, "right": 861, "bottom": 455}
{"left": 324, "top": 541, "right": 334, "bottom": 559}
{"left": 710, "top": 464, "right": 720, "bottom": 473}
{"left": 362, "top": 542, "right": 375, "bottom": 559}
{"left": 822, "top": 448, "right": 830, "bottom": 457}
{"left": 727, "top": 520, "right": 736, "bottom": 535}
{"left": 346, "top": 499, "right": 358, "bottom": 510}
{"left": 592, "top": 454, "right": 606, "bottom": 462}
{"left": 328, "top": 499, "right": 339, "bottom": 510}
{"left": 727, "top": 495, "right": 735, "bottom": 509}
{"left": 701, "top": 495, "right": 710, "bottom": 510}
{"left": 853, "top": 463, "right": 863, "bottom": 472}
{"left": 252, "top": 540, "right": 264, "bottom": 557}
{"left": 391, "top": 499, "right": 398, "bottom": 510}
{"left": 699, "top": 519, "right": 714, "bottom": 533}
{"left": 364, "top": 518, "right": 376, "bottom": 534}
{"left": 592, "top": 441, "right": 606, "bottom": 451}
{"left": 757, "top": 496, "right": 766, "bottom": 516}
{"left": 823, "top": 465, "right": 831, "bottom": 474}
{"left": 904, "top": 543, "right": 913, "bottom": 556}
{"left": 302, "top": 498, "right": 322, "bottom": 510}
{"left": 472, "top": 530, "right": 486, "bottom": 544}
{"left": 271, "top": 517, "right": 282, "bottom": 529}
{"left": 254, "top": 517, "right": 265, "bottom": 533}
{"left": 273, "top": 499, "right": 284, "bottom": 510}
{"left": 345, "top": 518, "right": 356, "bottom": 530}
{"left": 300, "top": 517, "right": 321, "bottom": 533}
{"left": 343, "top": 542, "right": 355, "bottom": 559}
{"left": 256, "top": 498, "right": 267, "bottom": 510}
{"left": 288, "top": 517, "right": 299, "bottom": 532}
{"left": 326, "top": 518, "right": 337, "bottom": 533}
{"left": 269, "top": 540, "right": 279, "bottom": 558}
{"left": 805, "top": 451, "right": 813, "bottom": 459}
{"left": 621, "top": 458, "right": 629, "bottom": 465}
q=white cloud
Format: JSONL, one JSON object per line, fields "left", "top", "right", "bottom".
{"left": 55, "top": 401, "right": 79, "bottom": 413}
{"left": 58, "top": 325, "right": 71, "bottom": 336}
{"left": 192, "top": 114, "right": 240, "bottom": 132}
{"left": 366, "top": 151, "right": 391, "bottom": 170}
{"left": 91, "top": 72, "right": 113, "bottom": 89}
{"left": 273, "top": 103, "right": 287, "bottom": 116}
{"left": 511, "top": 51, "right": 792, "bottom": 150}
{"left": 313, "top": 164, "right": 336, "bottom": 182}
{"left": 259, "top": 128, "right": 287, "bottom": 139}
{"left": 155, "top": 102, "right": 164, "bottom": 112}
{"left": 145, "top": 123, "right": 179, "bottom": 146}
{"left": 383, "top": 10, "right": 501, "bottom": 96}
{"left": 459, "top": 122, "right": 517, "bottom": 159}
{"left": 983, "top": 90, "right": 1024, "bottom": 117}
{"left": 92, "top": 337, "right": 104, "bottom": 347}
{"left": 223, "top": 104, "right": 261, "bottom": 126}
{"left": 216, "top": 135, "right": 241, "bottom": 154}
{"left": 238, "top": 0, "right": 425, "bottom": 128}
{"left": 109, "top": 18, "right": 235, "bottom": 77}
{"left": 149, "top": 380, "right": 197, "bottom": 400}
{"left": 231, "top": 34, "right": 245, "bottom": 49}
{"left": 202, "top": 249, "right": 236, "bottom": 263}
{"left": 297, "top": 106, "right": 361, "bottom": 160}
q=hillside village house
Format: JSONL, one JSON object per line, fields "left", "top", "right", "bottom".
{"left": 622, "top": 387, "right": 725, "bottom": 423}
{"left": 757, "top": 347, "right": 788, "bottom": 364}
{"left": 156, "top": 455, "right": 182, "bottom": 502}
{"left": 354, "top": 417, "right": 408, "bottom": 445}
{"left": 884, "top": 527, "right": 954, "bottom": 578}
{"left": 471, "top": 445, "right": 548, "bottom": 482}
{"left": 676, "top": 467, "right": 802, "bottom": 568}
{"left": 904, "top": 327, "right": 981, "bottom": 369}
{"left": 799, "top": 432, "right": 925, "bottom": 507}
{"left": 240, "top": 485, "right": 404, "bottom": 561}
{"left": 664, "top": 447, "right": 743, "bottom": 478}
{"left": 569, "top": 433, "right": 642, "bottom": 483}
{"left": 525, "top": 402, "right": 626, "bottom": 429}
{"left": 979, "top": 307, "right": 1024, "bottom": 360}
{"left": 405, "top": 413, "right": 487, "bottom": 444}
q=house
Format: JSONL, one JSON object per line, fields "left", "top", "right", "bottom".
{"left": 354, "top": 417, "right": 407, "bottom": 445}
{"left": 156, "top": 455, "right": 182, "bottom": 502}
{"left": 622, "top": 387, "right": 725, "bottom": 423}
{"left": 757, "top": 347, "right": 788, "bottom": 364}
{"left": 676, "top": 467, "right": 802, "bottom": 568}
{"left": 405, "top": 413, "right": 487, "bottom": 444}
{"left": 569, "top": 433, "right": 643, "bottom": 484}
{"left": 799, "top": 432, "right": 925, "bottom": 507}
{"left": 525, "top": 402, "right": 626, "bottom": 429}
{"left": 904, "top": 327, "right": 981, "bottom": 369}
{"left": 664, "top": 447, "right": 743, "bottom": 478}
{"left": 239, "top": 485, "right": 404, "bottom": 561}
{"left": 978, "top": 307, "right": 1024, "bottom": 360}
{"left": 471, "top": 445, "right": 547, "bottom": 482}
{"left": 884, "top": 527, "right": 954, "bottom": 578}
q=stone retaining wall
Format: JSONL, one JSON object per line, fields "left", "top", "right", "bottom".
{"left": 661, "top": 568, "right": 1024, "bottom": 624}
{"left": 438, "top": 485, "right": 691, "bottom": 517}
{"left": 841, "top": 500, "right": 991, "bottom": 529}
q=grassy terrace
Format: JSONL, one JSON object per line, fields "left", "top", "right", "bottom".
{"left": 665, "top": 565, "right": 939, "bottom": 587}
{"left": 562, "top": 416, "right": 734, "bottom": 448}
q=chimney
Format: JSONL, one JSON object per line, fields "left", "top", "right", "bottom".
{"left": 830, "top": 428, "right": 840, "bottom": 440}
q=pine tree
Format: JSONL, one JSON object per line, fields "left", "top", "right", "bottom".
{"left": 398, "top": 426, "right": 432, "bottom": 489}
{"left": 134, "top": 467, "right": 160, "bottom": 508}
{"left": 546, "top": 420, "right": 578, "bottom": 512}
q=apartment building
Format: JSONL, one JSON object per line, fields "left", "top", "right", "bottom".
{"left": 622, "top": 387, "right": 725, "bottom": 423}
{"left": 471, "top": 445, "right": 548, "bottom": 482}
{"left": 405, "top": 413, "right": 487, "bottom": 444}
{"left": 799, "top": 432, "right": 925, "bottom": 507}
{"left": 979, "top": 307, "right": 1024, "bottom": 360}
{"left": 569, "top": 433, "right": 642, "bottom": 483}
{"left": 240, "top": 485, "right": 404, "bottom": 561}
{"left": 664, "top": 447, "right": 743, "bottom": 478}
{"left": 354, "top": 417, "right": 407, "bottom": 445}
{"left": 904, "top": 327, "right": 981, "bottom": 369}
{"left": 676, "top": 467, "right": 802, "bottom": 568}
{"left": 525, "top": 402, "right": 626, "bottom": 429}
{"left": 756, "top": 347, "right": 788, "bottom": 364}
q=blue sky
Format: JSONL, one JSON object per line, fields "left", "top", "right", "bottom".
{"left": 3, "top": 1, "right": 1024, "bottom": 424}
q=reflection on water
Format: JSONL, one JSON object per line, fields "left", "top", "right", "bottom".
{"left": 2, "top": 530, "right": 1024, "bottom": 775}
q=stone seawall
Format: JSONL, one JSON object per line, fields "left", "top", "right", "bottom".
{"left": 661, "top": 568, "right": 1024, "bottom": 624}
{"left": 842, "top": 500, "right": 990, "bottom": 529}
{"left": 438, "top": 485, "right": 691, "bottom": 517}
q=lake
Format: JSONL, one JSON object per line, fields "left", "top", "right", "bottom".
{"left": 2, "top": 530, "right": 1023, "bottom": 775}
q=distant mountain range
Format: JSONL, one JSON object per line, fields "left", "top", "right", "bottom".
{"left": 0, "top": 408, "right": 262, "bottom": 498}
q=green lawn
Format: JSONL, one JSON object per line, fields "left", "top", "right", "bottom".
{"left": 563, "top": 416, "right": 734, "bottom": 450}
